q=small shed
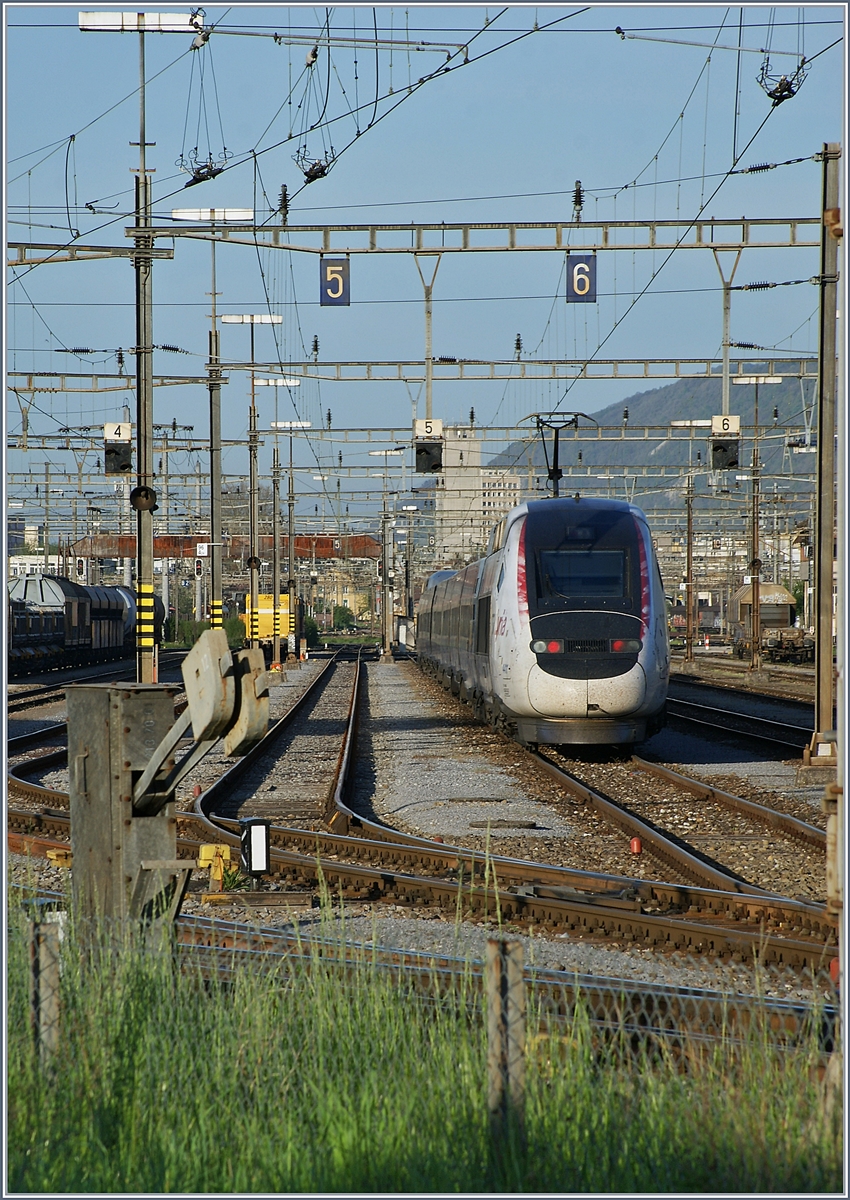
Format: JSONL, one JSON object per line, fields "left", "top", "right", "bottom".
{"left": 729, "top": 583, "right": 796, "bottom": 630}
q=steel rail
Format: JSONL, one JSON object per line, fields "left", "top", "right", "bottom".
{"left": 9, "top": 654, "right": 836, "bottom": 968}
{"left": 8, "top": 887, "right": 834, "bottom": 1054}
{"left": 632, "top": 757, "right": 826, "bottom": 850}
{"left": 669, "top": 659, "right": 816, "bottom": 701}
{"left": 7, "top": 800, "right": 833, "bottom": 938}
{"left": 8, "top": 651, "right": 186, "bottom": 709}
{"left": 8, "top": 724, "right": 68, "bottom": 754}
{"left": 7, "top": 800, "right": 836, "bottom": 969}
{"left": 665, "top": 696, "right": 812, "bottom": 753}
{"left": 530, "top": 749, "right": 799, "bottom": 899}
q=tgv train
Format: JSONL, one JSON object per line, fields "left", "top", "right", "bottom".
{"left": 416, "top": 497, "right": 669, "bottom": 746}
{"left": 7, "top": 573, "right": 164, "bottom": 674}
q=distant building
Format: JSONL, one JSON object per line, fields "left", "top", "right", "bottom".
{"left": 7, "top": 517, "right": 25, "bottom": 553}
{"left": 432, "top": 427, "right": 524, "bottom": 562}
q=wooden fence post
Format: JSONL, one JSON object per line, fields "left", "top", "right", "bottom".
{"left": 29, "top": 914, "right": 64, "bottom": 1064}
{"left": 487, "top": 937, "right": 526, "bottom": 1150}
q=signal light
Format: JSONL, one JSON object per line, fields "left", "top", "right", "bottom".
{"left": 711, "top": 437, "right": 739, "bottom": 470}
{"left": 194, "top": 559, "right": 203, "bottom": 577}
{"left": 415, "top": 441, "right": 442, "bottom": 473}
{"left": 104, "top": 441, "right": 132, "bottom": 474}
{"left": 239, "top": 818, "right": 270, "bottom": 878}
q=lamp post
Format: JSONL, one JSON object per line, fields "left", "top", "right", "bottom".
{"left": 272, "top": 420, "right": 312, "bottom": 659}
{"left": 402, "top": 505, "right": 418, "bottom": 620}
{"left": 313, "top": 476, "right": 329, "bottom": 629}
{"left": 369, "top": 448, "right": 405, "bottom": 652}
{"left": 685, "top": 473, "right": 694, "bottom": 664}
{"left": 172, "top": 207, "right": 254, "bottom": 632}
{"left": 80, "top": 11, "right": 212, "bottom": 680}
{"left": 733, "top": 375, "right": 780, "bottom": 671}
{"left": 221, "top": 315, "right": 283, "bottom": 650}
{"left": 254, "top": 382, "right": 301, "bottom": 663}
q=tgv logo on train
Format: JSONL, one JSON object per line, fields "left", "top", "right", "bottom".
{"left": 417, "top": 497, "right": 669, "bottom": 747}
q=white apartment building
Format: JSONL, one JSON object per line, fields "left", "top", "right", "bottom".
{"left": 432, "top": 426, "right": 524, "bottom": 563}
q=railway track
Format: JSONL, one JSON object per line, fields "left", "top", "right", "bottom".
{"left": 11, "top": 885, "right": 834, "bottom": 1056}
{"left": 669, "top": 657, "right": 815, "bottom": 703}
{"left": 7, "top": 651, "right": 186, "bottom": 715}
{"left": 8, "top": 651, "right": 837, "bottom": 972}
{"left": 665, "top": 696, "right": 813, "bottom": 755}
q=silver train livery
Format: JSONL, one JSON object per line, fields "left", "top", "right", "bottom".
{"left": 416, "top": 496, "right": 669, "bottom": 746}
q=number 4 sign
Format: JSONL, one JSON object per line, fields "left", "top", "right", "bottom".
{"left": 104, "top": 422, "right": 132, "bottom": 442}
{"left": 320, "top": 258, "right": 350, "bottom": 306}
{"left": 565, "top": 254, "right": 596, "bottom": 303}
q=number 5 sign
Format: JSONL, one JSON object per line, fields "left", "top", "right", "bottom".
{"left": 320, "top": 257, "right": 350, "bottom": 306}
{"left": 565, "top": 254, "right": 596, "bottom": 303}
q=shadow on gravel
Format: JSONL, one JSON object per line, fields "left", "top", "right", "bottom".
{"left": 640, "top": 727, "right": 769, "bottom": 768}
{"left": 348, "top": 665, "right": 382, "bottom": 823}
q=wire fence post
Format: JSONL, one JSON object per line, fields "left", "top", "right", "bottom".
{"left": 487, "top": 937, "right": 526, "bottom": 1166}
{"left": 29, "top": 913, "right": 64, "bottom": 1065}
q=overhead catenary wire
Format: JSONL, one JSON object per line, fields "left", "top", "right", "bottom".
{"left": 494, "top": 98, "right": 788, "bottom": 483}
{"left": 6, "top": 7, "right": 830, "bottom": 494}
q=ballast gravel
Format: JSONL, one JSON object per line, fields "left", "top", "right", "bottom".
{"left": 9, "top": 653, "right": 833, "bottom": 1002}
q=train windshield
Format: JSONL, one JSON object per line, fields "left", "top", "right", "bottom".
{"left": 526, "top": 506, "right": 640, "bottom": 614}
{"left": 539, "top": 549, "right": 625, "bottom": 598}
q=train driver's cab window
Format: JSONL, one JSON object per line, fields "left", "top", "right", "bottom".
{"left": 539, "top": 550, "right": 626, "bottom": 599}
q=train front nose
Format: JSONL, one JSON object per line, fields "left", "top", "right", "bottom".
{"left": 587, "top": 665, "right": 647, "bottom": 714}
{"left": 527, "top": 666, "right": 588, "bottom": 717}
{"left": 526, "top": 661, "right": 647, "bottom": 717}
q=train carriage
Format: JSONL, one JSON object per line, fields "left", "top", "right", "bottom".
{"left": 417, "top": 496, "right": 669, "bottom": 746}
{"left": 7, "top": 573, "right": 164, "bottom": 674}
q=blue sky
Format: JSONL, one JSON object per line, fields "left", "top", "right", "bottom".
{"left": 5, "top": 3, "right": 846, "bottom": 504}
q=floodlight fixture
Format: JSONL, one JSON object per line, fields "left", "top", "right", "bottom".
{"left": 221, "top": 314, "right": 283, "bottom": 324}
{"left": 79, "top": 12, "right": 198, "bottom": 32}
{"left": 171, "top": 208, "right": 253, "bottom": 222}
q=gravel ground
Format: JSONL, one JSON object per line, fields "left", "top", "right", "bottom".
{"left": 552, "top": 751, "right": 826, "bottom": 902}
{"left": 352, "top": 661, "right": 659, "bottom": 878}
{"left": 8, "top": 713, "right": 67, "bottom": 741}
{"left": 8, "top": 654, "right": 833, "bottom": 1002}
{"left": 642, "top": 725, "right": 827, "bottom": 817}
{"left": 351, "top": 662, "right": 826, "bottom": 894}
{"left": 174, "top": 658, "right": 329, "bottom": 818}
{"left": 17, "top": 659, "right": 329, "bottom": 809}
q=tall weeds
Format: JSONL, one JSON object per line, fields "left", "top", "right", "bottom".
{"left": 6, "top": 897, "right": 841, "bottom": 1193}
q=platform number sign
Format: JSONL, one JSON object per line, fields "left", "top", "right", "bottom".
{"left": 103, "top": 422, "right": 131, "bottom": 442}
{"left": 565, "top": 254, "right": 596, "bottom": 303}
{"left": 320, "top": 258, "right": 350, "bottom": 306}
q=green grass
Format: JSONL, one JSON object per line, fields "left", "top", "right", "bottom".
{"left": 7, "top": 901, "right": 842, "bottom": 1193}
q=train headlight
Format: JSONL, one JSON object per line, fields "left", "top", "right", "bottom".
{"left": 610, "top": 638, "right": 641, "bottom": 653}
{"left": 531, "top": 639, "right": 564, "bottom": 654}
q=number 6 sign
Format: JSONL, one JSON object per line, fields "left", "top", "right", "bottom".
{"left": 565, "top": 254, "right": 596, "bottom": 303}
{"left": 320, "top": 258, "right": 350, "bottom": 306}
